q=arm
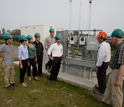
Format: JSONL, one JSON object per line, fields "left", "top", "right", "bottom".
{"left": 48, "top": 45, "right": 54, "bottom": 60}
{"left": 0, "top": 54, "right": 6, "bottom": 61}
{"left": 114, "top": 65, "right": 124, "bottom": 86}
{"left": 0, "top": 45, "right": 6, "bottom": 61}
{"left": 19, "top": 58, "right": 23, "bottom": 69}
{"left": 96, "top": 46, "right": 106, "bottom": 72}
{"left": 115, "top": 46, "right": 124, "bottom": 86}
{"left": 18, "top": 47, "right": 23, "bottom": 69}
{"left": 44, "top": 38, "right": 48, "bottom": 51}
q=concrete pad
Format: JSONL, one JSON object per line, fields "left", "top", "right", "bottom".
{"left": 14, "top": 61, "right": 97, "bottom": 91}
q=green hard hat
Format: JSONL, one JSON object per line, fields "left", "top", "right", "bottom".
{"left": 34, "top": 33, "right": 40, "bottom": 37}
{"left": 49, "top": 28, "right": 55, "bottom": 33}
{"left": 3, "top": 33, "right": 13, "bottom": 40}
{"left": 19, "top": 35, "right": 27, "bottom": 41}
{"left": 55, "top": 34, "right": 61, "bottom": 40}
{"left": 111, "top": 29, "right": 124, "bottom": 37}
{"left": 27, "top": 35, "right": 32, "bottom": 40}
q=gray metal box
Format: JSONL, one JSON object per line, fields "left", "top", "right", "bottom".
{"left": 86, "top": 36, "right": 99, "bottom": 51}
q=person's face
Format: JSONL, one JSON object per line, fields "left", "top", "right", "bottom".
{"left": 111, "top": 37, "right": 117, "bottom": 45}
{"left": 35, "top": 37, "right": 40, "bottom": 42}
{"left": 56, "top": 39, "right": 61, "bottom": 44}
{"left": 50, "top": 32, "right": 54, "bottom": 37}
{"left": 97, "top": 37, "right": 103, "bottom": 43}
{"left": 29, "top": 38, "right": 33, "bottom": 43}
{"left": 24, "top": 40, "right": 27, "bottom": 45}
{"left": 7, "top": 38, "right": 13, "bottom": 44}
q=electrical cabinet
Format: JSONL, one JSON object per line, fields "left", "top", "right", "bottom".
{"left": 86, "top": 36, "right": 99, "bottom": 51}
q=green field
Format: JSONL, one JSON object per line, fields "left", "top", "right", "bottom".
{"left": 0, "top": 58, "right": 112, "bottom": 107}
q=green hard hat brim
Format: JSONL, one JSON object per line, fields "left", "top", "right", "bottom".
{"left": 35, "top": 35, "right": 40, "bottom": 37}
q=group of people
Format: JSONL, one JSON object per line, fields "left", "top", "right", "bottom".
{"left": 95, "top": 29, "right": 124, "bottom": 107}
{"left": 0, "top": 28, "right": 63, "bottom": 89}
{"left": 0, "top": 27, "right": 124, "bottom": 107}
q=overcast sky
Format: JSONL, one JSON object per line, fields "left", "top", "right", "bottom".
{"left": 0, "top": 0, "right": 124, "bottom": 36}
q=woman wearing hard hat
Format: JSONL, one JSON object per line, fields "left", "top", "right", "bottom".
{"left": 18, "top": 35, "right": 30, "bottom": 87}
{"left": 33, "top": 33, "right": 44, "bottom": 78}
{"left": 26, "top": 35, "right": 38, "bottom": 82}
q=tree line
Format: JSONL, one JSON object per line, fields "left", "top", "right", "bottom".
{"left": 0, "top": 28, "right": 21, "bottom": 35}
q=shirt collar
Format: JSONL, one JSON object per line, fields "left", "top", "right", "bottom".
{"left": 21, "top": 44, "right": 25, "bottom": 47}
{"left": 99, "top": 41, "right": 106, "bottom": 47}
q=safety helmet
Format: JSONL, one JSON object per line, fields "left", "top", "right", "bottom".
{"left": 55, "top": 34, "right": 61, "bottom": 40}
{"left": 19, "top": 35, "right": 27, "bottom": 41}
{"left": 3, "top": 33, "right": 13, "bottom": 40}
{"left": 49, "top": 28, "right": 55, "bottom": 33}
{"left": 96, "top": 31, "right": 107, "bottom": 39}
{"left": 34, "top": 33, "right": 40, "bottom": 37}
{"left": 111, "top": 29, "right": 124, "bottom": 37}
{"left": 27, "top": 35, "right": 32, "bottom": 40}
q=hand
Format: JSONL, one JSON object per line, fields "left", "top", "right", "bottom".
{"left": 20, "top": 65, "right": 23, "bottom": 69}
{"left": 28, "top": 62, "right": 30, "bottom": 66}
{"left": 50, "top": 57, "right": 54, "bottom": 61}
{"left": 114, "top": 79, "right": 120, "bottom": 86}
{"left": 3, "top": 57, "right": 6, "bottom": 61}
{"left": 35, "top": 58, "right": 37, "bottom": 62}
{"left": 96, "top": 66, "right": 98, "bottom": 73}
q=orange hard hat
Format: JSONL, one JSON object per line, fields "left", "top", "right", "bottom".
{"left": 96, "top": 31, "right": 107, "bottom": 38}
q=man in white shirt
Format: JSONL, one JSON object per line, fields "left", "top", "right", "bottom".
{"left": 95, "top": 31, "right": 111, "bottom": 95}
{"left": 48, "top": 34, "right": 63, "bottom": 82}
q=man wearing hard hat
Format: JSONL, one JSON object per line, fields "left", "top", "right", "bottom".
{"left": 94, "top": 31, "right": 111, "bottom": 95}
{"left": 48, "top": 34, "right": 63, "bottom": 82}
{"left": 98, "top": 29, "right": 124, "bottom": 107}
{"left": 44, "top": 28, "right": 56, "bottom": 73}
{"left": 0, "top": 33, "right": 18, "bottom": 90}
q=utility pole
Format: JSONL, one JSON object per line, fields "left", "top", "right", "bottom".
{"left": 69, "top": 0, "right": 73, "bottom": 31}
{"left": 88, "top": 0, "right": 92, "bottom": 36}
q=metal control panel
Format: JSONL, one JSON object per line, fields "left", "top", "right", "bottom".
{"left": 87, "top": 36, "right": 99, "bottom": 51}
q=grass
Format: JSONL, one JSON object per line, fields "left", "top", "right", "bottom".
{"left": 0, "top": 58, "right": 112, "bottom": 107}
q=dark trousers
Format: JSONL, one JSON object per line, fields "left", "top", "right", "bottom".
{"left": 28, "top": 58, "right": 37, "bottom": 77}
{"left": 20, "top": 59, "right": 28, "bottom": 83}
{"left": 46, "top": 53, "right": 52, "bottom": 69}
{"left": 50, "top": 57, "right": 62, "bottom": 80}
{"left": 97, "top": 62, "right": 109, "bottom": 94}
{"left": 37, "top": 53, "right": 43, "bottom": 76}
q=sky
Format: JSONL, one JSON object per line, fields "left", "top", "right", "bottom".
{"left": 0, "top": 0, "right": 124, "bottom": 36}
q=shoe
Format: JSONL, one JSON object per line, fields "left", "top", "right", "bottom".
{"left": 10, "top": 83, "right": 18, "bottom": 87}
{"left": 97, "top": 98, "right": 103, "bottom": 102}
{"left": 34, "top": 77, "right": 39, "bottom": 81}
{"left": 94, "top": 90, "right": 103, "bottom": 96}
{"left": 50, "top": 79, "right": 53, "bottom": 83}
{"left": 48, "top": 69, "right": 51, "bottom": 73}
{"left": 54, "top": 79, "right": 58, "bottom": 82}
{"left": 21, "top": 83, "right": 27, "bottom": 87}
{"left": 6, "top": 85, "right": 14, "bottom": 90}
{"left": 45, "top": 64, "right": 48, "bottom": 70}
{"left": 39, "top": 75, "right": 42, "bottom": 78}
{"left": 95, "top": 84, "right": 99, "bottom": 90}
